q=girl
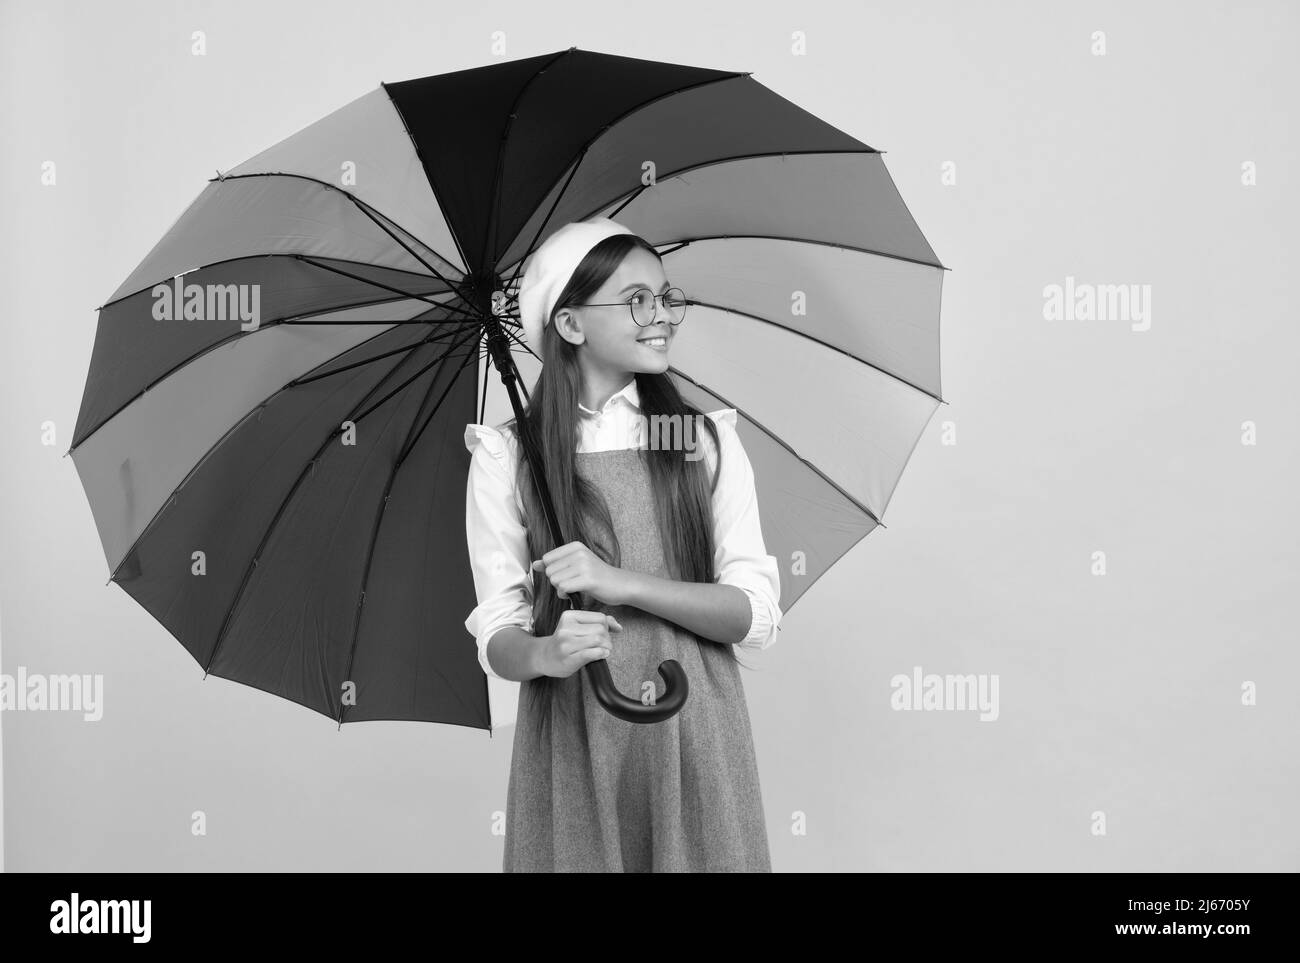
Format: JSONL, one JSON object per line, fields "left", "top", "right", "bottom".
{"left": 463, "top": 217, "right": 782, "bottom": 872}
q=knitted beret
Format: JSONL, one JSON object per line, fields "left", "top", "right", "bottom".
{"left": 516, "top": 217, "right": 635, "bottom": 350}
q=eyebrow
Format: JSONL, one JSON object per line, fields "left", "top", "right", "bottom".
{"left": 617, "top": 280, "right": 672, "bottom": 296}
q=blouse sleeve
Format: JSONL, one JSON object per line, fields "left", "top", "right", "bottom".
{"left": 701, "top": 409, "right": 782, "bottom": 651}
{"left": 463, "top": 422, "right": 534, "bottom": 681}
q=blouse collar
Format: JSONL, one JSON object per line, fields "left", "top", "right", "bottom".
{"left": 578, "top": 376, "right": 640, "bottom": 417}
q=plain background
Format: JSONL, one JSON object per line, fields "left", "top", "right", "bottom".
{"left": 2, "top": 0, "right": 1297, "bottom": 872}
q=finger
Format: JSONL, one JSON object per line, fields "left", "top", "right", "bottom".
{"left": 562, "top": 630, "right": 610, "bottom": 655}
{"left": 542, "top": 542, "right": 582, "bottom": 564}
{"left": 564, "top": 610, "right": 609, "bottom": 624}
{"left": 569, "top": 621, "right": 610, "bottom": 640}
{"left": 606, "top": 615, "right": 623, "bottom": 632}
{"left": 578, "top": 644, "right": 611, "bottom": 664}
{"left": 546, "top": 559, "right": 575, "bottom": 580}
{"left": 570, "top": 622, "right": 614, "bottom": 644}
{"left": 531, "top": 558, "right": 561, "bottom": 580}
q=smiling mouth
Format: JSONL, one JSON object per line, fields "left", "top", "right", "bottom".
{"left": 637, "top": 335, "right": 670, "bottom": 346}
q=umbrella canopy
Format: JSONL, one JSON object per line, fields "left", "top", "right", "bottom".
{"left": 71, "top": 47, "right": 946, "bottom": 733}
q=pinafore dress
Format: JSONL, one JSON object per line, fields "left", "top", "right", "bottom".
{"left": 502, "top": 446, "right": 771, "bottom": 872}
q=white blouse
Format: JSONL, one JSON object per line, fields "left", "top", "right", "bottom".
{"left": 463, "top": 376, "right": 782, "bottom": 681}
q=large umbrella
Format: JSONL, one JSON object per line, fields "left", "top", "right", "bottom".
{"left": 71, "top": 47, "right": 946, "bottom": 734}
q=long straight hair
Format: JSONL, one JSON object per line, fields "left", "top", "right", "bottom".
{"left": 506, "top": 233, "right": 750, "bottom": 714}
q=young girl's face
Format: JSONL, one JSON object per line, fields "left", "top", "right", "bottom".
{"left": 557, "top": 248, "right": 675, "bottom": 377}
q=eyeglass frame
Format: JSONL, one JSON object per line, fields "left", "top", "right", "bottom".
{"left": 566, "top": 286, "right": 688, "bottom": 327}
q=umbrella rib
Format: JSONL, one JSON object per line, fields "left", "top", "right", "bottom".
{"left": 512, "top": 146, "right": 947, "bottom": 274}
{"left": 80, "top": 259, "right": 478, "bottom": 455}
{"left": 478, "top": 334, "right": 491, "bottom": 424}
{"left": 349, "top": 327, "right": 480, "bottom": 426}
{"left": 653, "top": 240, "right": 690, "bottom": 258}
{"left": 290, "top": 323, "right": 473, "bottom": 388}
{"left": 344, "top": 190, "right": 467, "bottom": 292}
{"left": 395, "top": 328, "right": 483, "bottom": 467}
{"left": 293, "top": 255, "right": 479, "bottom": 320}
{"left": 392, "top": 334, "right": 493, "bottom": 725}
{"left": 502, "top": 326, "right": 536, "bottom": 406}
{"left": 280, "top": 317, "right": 440, "bottom": 325}
{"left": 380, "top": 82, "right": 474, "bottom": 273}
{"left": 493, "top": 69, "right": 751, "bottom": 277}
{"left": 468, "top": 317, "right": 538, "bottom": 420}
{"left": 99, "top": 323, "right": 456, "bottom": 590}
{"left": 492, "top": 171, "right": 944, "bottom": 318}
{"left": 203, "top": 170, "right": 466, "bottom": 279}
{"left": 492, "top": 229, "right": 942, "bottom": 314}
{"left": 667, "top": 364, "right": 886, "bottom": 529}
{"left": 497, "top": 139, "right": 591, "bottom": 303}
{"left": 479, "top": 323, "right": 537, "bottom": 408}
{"left": 482, "top": 47, "right": 579, "bottom": 271}
{"left": 98, "top": 252, "right": 457, "bottom": 315}
{"left": 687, "top": 297, "right": 944, "bottom": 405}
{"left": 599, "top": 147, "right": 947, "bottom": 274}
{"left": 203, "top": 328, "right": 461, "bottom": 679}
{"left": 71, "top": 289, "right": 454, "bottom": 456}
{"left": 653, "top": 230, "right": 948, "bottom": 272}
{"left": 337, "top": 325, "right": 482, "bottom": 727}
{"left": 498, "top": 317, "right": 540, "bottom": 366}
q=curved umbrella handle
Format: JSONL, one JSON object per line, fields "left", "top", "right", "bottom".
{"left": 582, "top": 654, "right": 689, "bottom": 724}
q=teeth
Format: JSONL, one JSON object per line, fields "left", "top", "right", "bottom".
{"left": 640, "top": 337, "right": 666, "bottom": 346}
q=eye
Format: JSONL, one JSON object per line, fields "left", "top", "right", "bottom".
{"left": 630, "top": 289, "right": 653, "bottom": 308}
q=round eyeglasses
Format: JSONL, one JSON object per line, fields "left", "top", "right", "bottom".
{"left": 572, "top": 287, "right": 688, "bottom": 327}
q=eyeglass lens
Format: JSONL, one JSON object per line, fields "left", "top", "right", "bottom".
{"left": 630, "top": 288, "right": 687, "bottom": 326}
